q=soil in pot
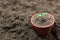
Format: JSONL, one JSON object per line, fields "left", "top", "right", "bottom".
{"left": 33, "top": 14, "right": 53, "bottom": 26}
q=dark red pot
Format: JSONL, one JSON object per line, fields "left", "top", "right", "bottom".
{"left": 31, "top": 13, "right": 55, "bottom": 35}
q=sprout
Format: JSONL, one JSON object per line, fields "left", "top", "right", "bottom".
{"left": 38, "top": 12, "right": 47, "bottom": 17}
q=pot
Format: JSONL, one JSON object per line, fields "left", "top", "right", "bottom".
{"left": 31, "top": 12, "right": 55, "bottom": 35}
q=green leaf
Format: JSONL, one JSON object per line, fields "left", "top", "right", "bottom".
{"left": 38, "top": 12, "right": 47, "bottom": 17}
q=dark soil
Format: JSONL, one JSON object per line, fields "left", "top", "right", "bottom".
{"left": 0, "top": 0, "right": 60, "bottom": 40}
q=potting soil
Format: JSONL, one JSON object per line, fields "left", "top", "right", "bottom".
{"left": 33, "top": 14, "right": 53, "bottom": 26}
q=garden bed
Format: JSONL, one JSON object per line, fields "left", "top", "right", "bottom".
{"left": 0, "top": 0, "right": 60, "bottom": 40}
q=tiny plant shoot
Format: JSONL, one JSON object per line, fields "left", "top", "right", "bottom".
{"left": 38, "top": 12, "right": 47, "bottom": 16}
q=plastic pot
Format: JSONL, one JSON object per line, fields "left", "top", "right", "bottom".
{"left": 31, "top": 12, "right": 55, "bottom": 35}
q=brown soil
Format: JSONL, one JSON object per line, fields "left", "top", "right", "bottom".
{"left": 0, "top": 0, "right": 60, "bottom": 40}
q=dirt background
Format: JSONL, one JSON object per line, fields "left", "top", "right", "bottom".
{"left": 0, "top": 0, "right": 60, "bottom": 40}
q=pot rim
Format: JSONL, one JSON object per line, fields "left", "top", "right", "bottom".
{"left": 31, "top": 13, "right": 55, "bottom": 28}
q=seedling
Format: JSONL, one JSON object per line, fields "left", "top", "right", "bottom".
{"left": 38, "top": 11, "right": 47, "bottom": 16}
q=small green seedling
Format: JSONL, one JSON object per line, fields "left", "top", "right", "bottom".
{"left": 38, "top": 12, "right": 47, "bottom": 17}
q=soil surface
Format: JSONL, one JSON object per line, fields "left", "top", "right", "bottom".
{"left": 0, "top": 0, "right": 60, "bottom": 40}
{"left": 32, "top": 14, "right": 53, "bottom": 26}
